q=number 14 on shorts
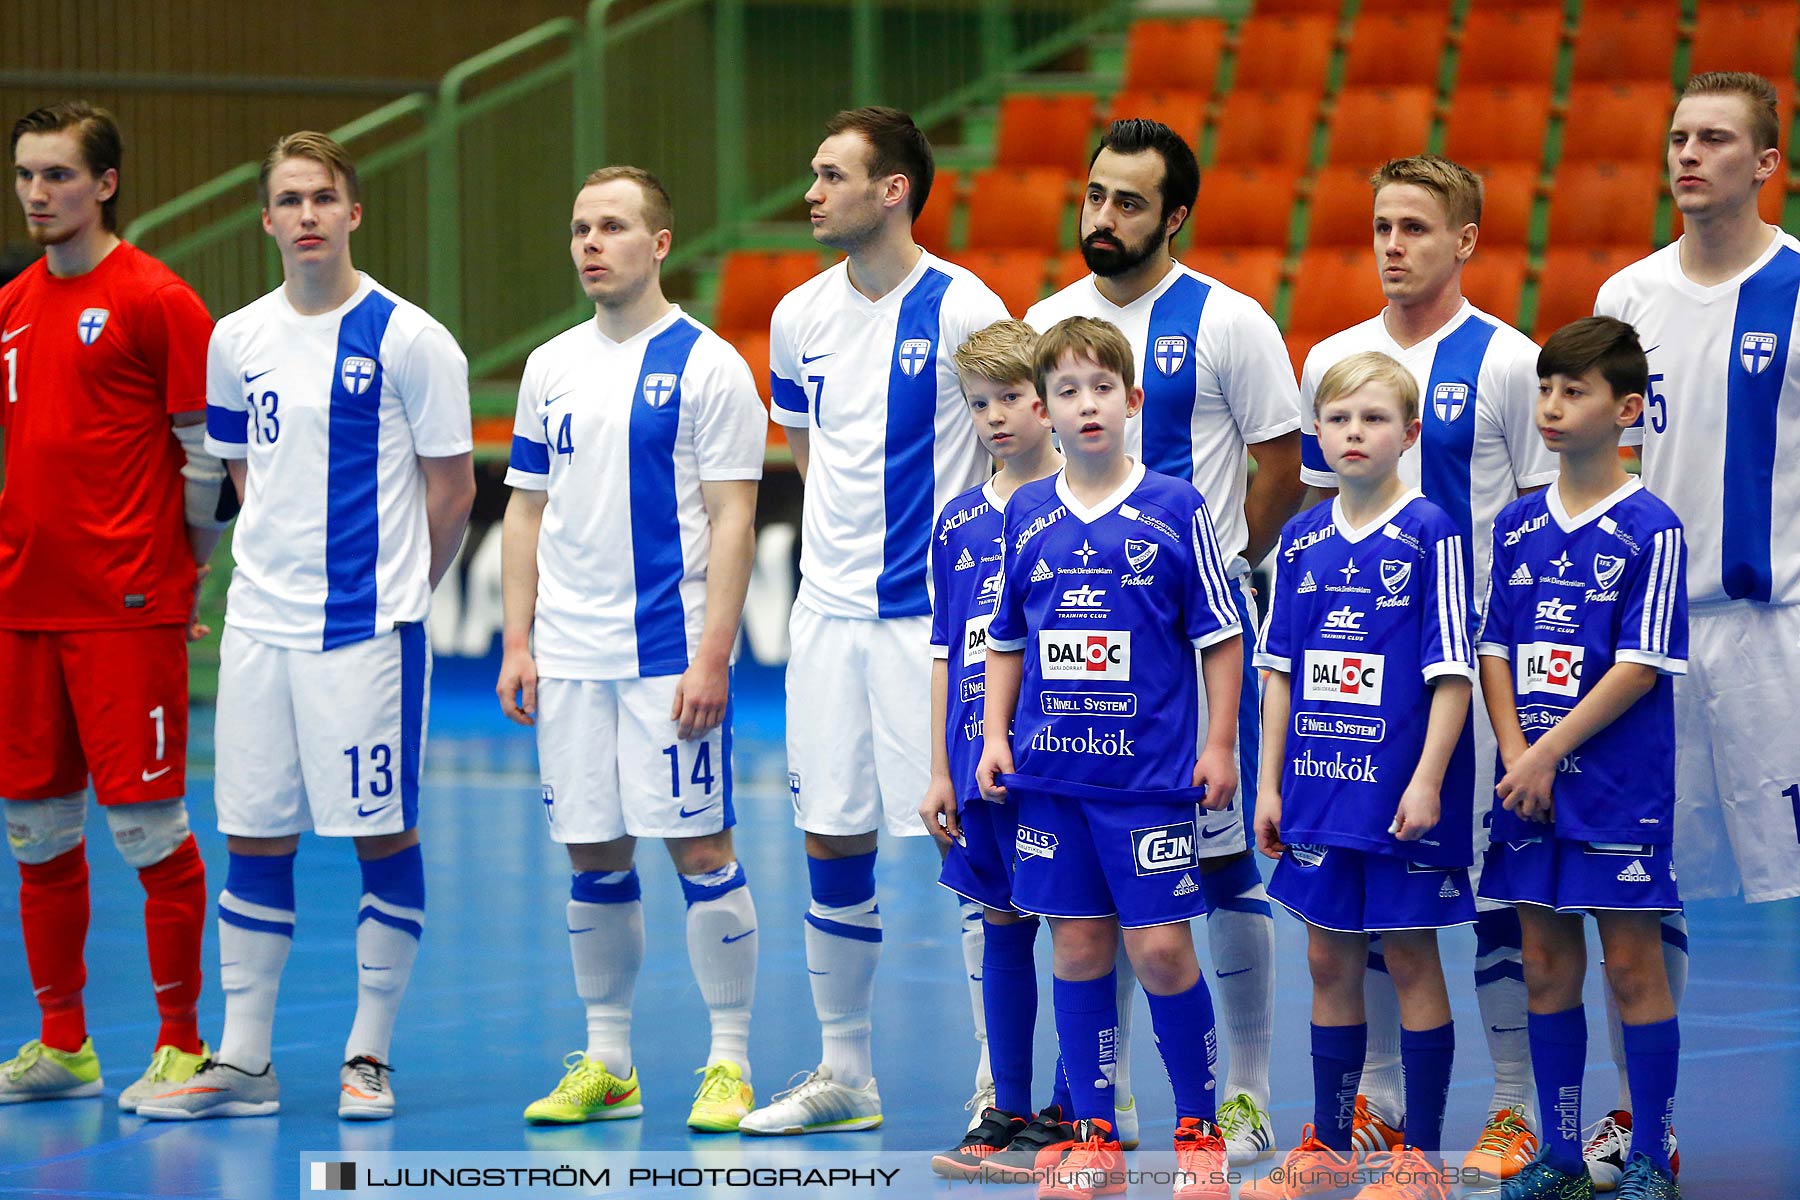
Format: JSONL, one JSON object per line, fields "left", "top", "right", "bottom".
{"left": 663, "top": 742, "right": 717, "bottom": 816}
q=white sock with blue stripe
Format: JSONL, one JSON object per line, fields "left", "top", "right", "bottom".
{"left": 345, "top": 844, "right": 425, "bottom": 1065}
{"left": 1361, "top": 937, "right": 1406, "bottom": 1127}
{"left": 217, "top": 851, "right": 298, "bottom": 1074}
{"left": 681, "top": 861, "right": 756, "bottom": 1077}
{"left": 962, "top": 900, "right": 991, "bottom": 1092}
{"left": 1201, "top": 855, "right": 1276, "bottom": 1108}
{"left": 805, "top": 851, "right": 881, "bottom": 1089}
{"left": 570, "top": 869, "right": 643, "bottom": 1076}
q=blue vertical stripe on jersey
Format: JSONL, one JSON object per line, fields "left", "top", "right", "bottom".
{"left": 1231, "top": 580, "right": 1260, "bottom": 799}
{"left": 629, "top": 317, "right": 704, "bottom": 674}
{"left": 720, "top": 691, "right": 736, "bottom": 829}
{"left": 207, "top": 404, "right": 249, "bottom": 444}
{"left": 399, "top": 620, "right": 426, "bottom": 831}
{"left": 508, "top": 435, "right": 550, "bottom": 475}
{"left": 1419, "top": 317, "right": 1496, "bottom": 580}
{"left": 877, "top": 266, "right": 953, "bottom": 617}
{"left": 323, "top": 289, "right": 398, "bottom": 650}
{"left": 1721, "top": 246, "right": 1800, "bottom": 602}
{"left": 1143, "top": 273, "right": 1212, "bottom": 480}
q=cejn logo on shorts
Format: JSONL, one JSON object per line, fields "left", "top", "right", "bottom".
{"left": 1517, "top": 641, "right": 1583, "bottom": 697}
{"left": 1039, "top": 629, "right": 1130, "bottom": 680}
{"left": 1131, "top": 821, "right": 1198, "bottom": 875}
{"left": 1302, "top": 650, "right": 1385, "bottom": 706}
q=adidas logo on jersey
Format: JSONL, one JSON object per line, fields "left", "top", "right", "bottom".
{"left": 1439, "top": 876, "right": 1462, "bottom": 899}
{"left": 955, "top": 548, "right": 975, "bottom": 571}
{"left": 1617, "top": 859, "right": 1653, "bottom": 883}
{"left": 1030, "top": 560, "right": 1054, "bottom": 583}
{"left": 1298, "top": 571, "right": 1318, "bottom": 594}
{"left": 1510, "top": 563, "right": 1533, "bottom": 586}
{"left": 1173, "top": 873, "right": 1199, "bottom": 897}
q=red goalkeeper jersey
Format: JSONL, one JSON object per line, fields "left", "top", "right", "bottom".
{"left": 0, "top": 241, "right": 213, "bottom": 629}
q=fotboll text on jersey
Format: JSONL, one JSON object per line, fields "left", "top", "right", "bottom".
{"left": 1039, "top": 629, "right": 1131, "bottom": 680}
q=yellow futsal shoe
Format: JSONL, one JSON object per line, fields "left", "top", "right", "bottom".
{"left": 0, "top": 1038, "right": 103, "bottom": 1103}
{"left": 687, "top": 1060, "right": 754, "bottom": 1132}
{"left": 119, "top": 1042, "right": 210, "bottom": 1113}
{"left": 523, "top": 1052, "right": 643, "bottom": 1124}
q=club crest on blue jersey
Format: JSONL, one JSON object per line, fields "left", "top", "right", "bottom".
{"left": 642, "top": 372, "right": 677, "bottom": 408}
{"left": 340, "top": 355, "right": 377, "bottom": 395}
{"left": 1432, "top": 381, "right": 1469, "bottom": 423}
{"left": 1380, "top": 559, "right": 1411, "bottom": 595}
{"left": 1125, "top": 538, "right": 1158, "bottom": 574}
{"left": 896, "top": 337, "right": 932, "bottom": 377}
{"left": 1740, "top": 331, "right": 1778, "bottom": 375}
{"left": 1593, "top": 553, "right": 1626, "bottom": 591}
{"left": 76, "top": 307, "right": 108, "bottom": 345}
{"left": 1152, "top": 335, "right": 1188, "bottom": 376}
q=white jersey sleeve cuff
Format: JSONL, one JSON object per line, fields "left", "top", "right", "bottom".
{"left": 205, "top": 437, "right": 248, "bottom": 460}
{"left": 1515, "top": 469, "right": 1560, "bottom": 489}
{"left": 1615, "top": 648, "right": 1688, "bottom": 677}
{"left": 1253, "top": 651, "right": 1291, "bottom": 673}
{"left": 503, "top": 468, "right": 550, "bottom": 490}
{"left": 697, "top": 467, "right": 765, "bottom": 482}
{"left": 930, "top": 643, "right": 950, "bottom": 659}
{"left": 1242, "top": 415, "right": 1304, "bottom": 444}
{"left": 1192, "top": 625, "right": 1243, "bottom": 651}
{"left": 1476, "top": 642, "right": 1512, "bottom": 660}
{"left": 1424, "top": 660, "right": 1479, "bottom": 684}
{"left": 770, "top": 405, "right": 809, "bottom": 429}
{"left": 985, "top": 633, "right": 1027, "bottom": 653}
{"left": 1300, "top": 466, "right": 1337, "bottom": 488}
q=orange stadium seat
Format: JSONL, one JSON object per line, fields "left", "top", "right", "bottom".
{"left": 728, "top": 330, "right": 772, "bottom": 404}
{"left": 1326, "top": 86, "right": 1434, "bottom": 166}
{"left": 953, "top": 250, "right": 1048, "bottom": 318}
{"left": 1232, "top": 14, "right": 1337, "bottom": 92}
{"left": 996, "top": 93, "right": 1096, "bottom": 171}
{"left": 1462, "top": 246, "right": 1527, "bottom": 326}
{"left": 1124, "top": 18, "right": 1228, "bottom": 94}
{"left": 1561, "top": 83, "right": 1675, "bottom": 163}
{"left": 1050, "top": 250, "right": 1090, "bottom": 291}
{"left": 1458, "top": 161, "right": 1535, "bottom": 248}
{"left": 1343, "top": 11, "right": 1451, "bottom": 89}
{"left": 1245, "top": 0, "right": 1342, "bottom": 13}
{"left": 1285, "top": 332, "right": 1314, "bottom": 376}
{"left": 1571, "top": 2, "right": 1681, "bottom": 83}
{"left": 1445, "top": 84, "right": 1553, "bottom": 165}
{"left": 1690, "top": 2, "right": 1800, "bottom": 81}
{"left": 912, "top": 166, "right": 957, "bottom": 254}
{"left": 1306, "top": 165, "right": 1376, "bottom": 247}
{"left": 714, "top": 251, "right": 820, "bottom": 335}
{"left": 964, "top": 167, "right": 1073, "bottom": 252}
{"left": 1455, "top": 9, "right": 1563, "bottom": 87}
{"left": 1547, "top": 161, "right": 1661, "bottom": 248}
{"left": 1534, "top": 247, "right": 1640, "bottom": 339}
{"left": 1189, "top": 164, "right": 1302, "bottom": 249}
{"left": 1288, "top": 247, "right": 1386, "bottom": 339}
{"left": 1180, "top": 247, "right": 1286, "bottom": 309}
{"left": 1106, "top": 89, "right": 1207, "bottom": 144}
{"left": 1211, "top": 87, "right": 1323, "bottom": 168}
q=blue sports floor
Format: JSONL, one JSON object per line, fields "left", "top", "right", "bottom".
{"left": 2, "top": 669, "right": 1797, "bottom": 1198}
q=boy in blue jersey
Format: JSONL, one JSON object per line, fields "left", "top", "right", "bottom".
{"left": 978, "top": 317, "right": 1243, "bottom": 1200}
{"left": 1477, "top": 318, "right": 1686, "bottom": 1200}
{"left": 922, "top": 320, "right": 1075, "bottom": 1179}
{"left": 1249, "top": 352, "right": 1476, "bottom": 1200}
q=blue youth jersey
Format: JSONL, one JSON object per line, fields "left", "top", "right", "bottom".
{"left": 986, "top": 463, "right": 1242, "bottom": 793}
{"left": 930, "top": 480, "right": 1007, "bottom": 803}
{"left": 1256, "top": 491, "right": 1478, "bottom": 866}
{"left": 1478, "top": 479, "right": 1688, "bottom": 845}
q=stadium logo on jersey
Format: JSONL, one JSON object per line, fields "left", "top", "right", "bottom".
{"left": 897, "top": 338, "right": 932, "bottom": 377}
{"left": 1593, "top": 554, "right": 1625, "bottom": 591}
{"left": 1131, "top": 821, "right": 1198, "bottom": 875}
{"left": 1040, "top": 629, "right": 1131, "bottom": 679}
{"left": 1016, "top": 826, "right": 1058, "bottom": 860}
{"left": 641, "top": 372, "right": 678, "bottom": 408}
{"left": 1380, "top": 559, "right": 1412, "bottom": 596}
{"left": 340, "top": 355, "right": 378, "bottom": 396}
{"left": 1432, "top": 382, "right": 1469, "bottom": 424}
{"left": 963, "top": 614, "right": 992, "bottom": 667}
{"left": 1030, "top": 560, "right": 1054, "bottom": 583}
{"left": 1298, "top": 571, "right": 1318, "bottom": 593}
{"left": 76, "top": 307, "right": 108, "bottom": 345}
{"left": 1740, "top": 331, "right": 1778, "bottom": 376}
{"left": 1303, "top": 650, "right": 1384, "bottom": 706}
{"left": 1152, "top": 335, "right": 1188, "bottom": 376}
{"left": 1518, "top": 641, "right": 1583, "bottom": 697}
{"left": 955, "top": 548, "right": 975, "bottom": 571}
{"left": 1125, "top": 539, "right": 1158, "bottom": 575}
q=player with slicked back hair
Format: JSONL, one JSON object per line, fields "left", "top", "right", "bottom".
{"left": 0, "top": 100, "right": 223, "bottom": 1112}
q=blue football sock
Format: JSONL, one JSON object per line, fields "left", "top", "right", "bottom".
{"left": 1529, "top": 1005, "right": 1587, "bottom": 1173}
{"left": 1049, "top": 1054, "right": 1073, "bottom": 1114}
{"left": 1311, "top": 1022, "right": 1367, "bottom": 1151}
{"left": 1401, "top": 1021, "right": 1456, "bottom": 1153}
{"left": 1622, "top": 1017, "right": 1679, "bottom": 1174}
{"left": 1052, "top": 971, "right": 1119, "bottom": 1130}
{"left": 1145, "top": 975, "right": 1219, "bottom": 1123}
{"left": 983, "top": 917, "right": 1040, "bottom": 1116}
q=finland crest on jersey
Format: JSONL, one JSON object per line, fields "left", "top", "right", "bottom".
{"left": 204, "top": 274, "right": 473, "bottom": 651}
{"left": 1599, "top": 233, "right": 1800, "bottom": 605}
{"left": 985, "top": 463, "right": 1242, "bottom": 794}
{"left": 1478, "top": 479, "right": 1688, "bottom": 845}
{"left": 77, "top": 307, "right": 108, "bottom": 345}
{"left": 1256, "top": 490, "right": 1477, "bottom": 866}
{"left": 768, "top": 251, "right": 1008, "bottom": 621}
{"left": 1299, "top": 303, "right": 1554, "bottom": 612}
{"left": 505, "top": 306, "right": 765, "bottom": 680}
{"left": 930, "top": 480, "right": 1008, "bottom": 801}
{"left": 1025, "top": 262, "right": 1303, "bottom": 576}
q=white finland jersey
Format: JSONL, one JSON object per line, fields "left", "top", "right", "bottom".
{"left": 205, "top": 274, "right": 472, "bottom": 652}
{"left": 1025, "top": 262, "right": 1303, "bottom": 576}
{"left": 1596, "top": 232, "right": 1800, "bottom": 606}
{"left": 504, "top": 307, "right": 765, "bottom": 679}
{"left": 1299, "top": 302, "right": 1554, "bottom": 609}
{"left": 769, "top": 251, "right": 1007, "bottom": 620}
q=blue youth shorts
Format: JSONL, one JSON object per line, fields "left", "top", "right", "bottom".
{"left": 939, "top": 792, "right": 1021, "bottom": 912}
{"left": 1002, "top": 774, "right": 1211, "bottom": 929}
{"left": 1477, "top": 837, "right": 1682, "bottom": 914}
{"left": 1269, "top": 842, "right": 1476, "bottom": 933}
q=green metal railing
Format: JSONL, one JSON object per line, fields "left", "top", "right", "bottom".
{"left": 126, "top": 0, "right": 1131, "bottom": 384}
